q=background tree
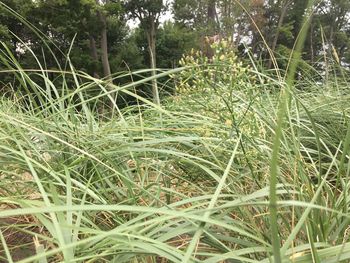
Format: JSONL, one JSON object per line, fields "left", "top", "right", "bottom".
{"left": 123, "top": 0, "right": 167, "bottom": 105}
{"left": 1, "top": 0, "right": 350, "bottom": 95}
{"left": 262, "top": 0, "right": 294, "bottom": 68}
{"left": 173, "top": 0, "right": 220, "bottom": 36}
{"left": 316, "top": 0, "right": 350, "bottom": 66}
{"left": 0, "top": 0, "right": 35, "bottom": 59}
{"left": 37, "top": 0, "right": 126, "bottom": 79}
{"left": 156, "top": 22, "right": 198, "bottom": 69}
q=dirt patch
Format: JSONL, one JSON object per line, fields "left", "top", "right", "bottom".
{"left": 0, "top": 215, "right": 42, "bottom": 262}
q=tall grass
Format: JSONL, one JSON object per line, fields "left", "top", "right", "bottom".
{"left": 1, "top": 2, "right": 350, "bottom": 263}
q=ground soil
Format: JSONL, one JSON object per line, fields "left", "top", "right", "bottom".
{"left": 0, "top": 216, "right": 38, "bottom": 262}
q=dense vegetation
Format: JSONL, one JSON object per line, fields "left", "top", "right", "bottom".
{"left": 1, "top": 0, "right": 350, "bottom": 262}
{"left": 1, "top": 0, "right": 349, "bottom": 87}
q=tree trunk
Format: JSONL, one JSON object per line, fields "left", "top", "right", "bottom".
{"left": 88, "top": 34, "right": 100, "bottom": 78}
{"left": 268, "top": 0, "right": 290, "bottom": 68}
{"left": 310, "top": 17, "right": 314, "bottom": 63}
{"left": 98, "top": 11, "right": 112, "bottom": 79}
{"left": 146, "top": 20, "right": 160, "bottom": 106}
{"left": 325, "top": 25, "right": 334, "bottom": 83}
{"left": 207, "top": 0, "right": 218, "bottom": 34}
{"left": 96, "top": 0, "right": 114, "bottom": 111}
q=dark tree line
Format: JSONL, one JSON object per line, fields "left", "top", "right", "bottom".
{"left": 0, "top": 0, "right": 349, "bottom": 93}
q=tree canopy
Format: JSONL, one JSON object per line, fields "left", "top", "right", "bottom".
{"left": 0, "top": 0, "right": 349, "bottom": 91}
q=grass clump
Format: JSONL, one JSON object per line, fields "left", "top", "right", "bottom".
{"left": 1, "top": 15, "right": 350, "bottom": 263}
